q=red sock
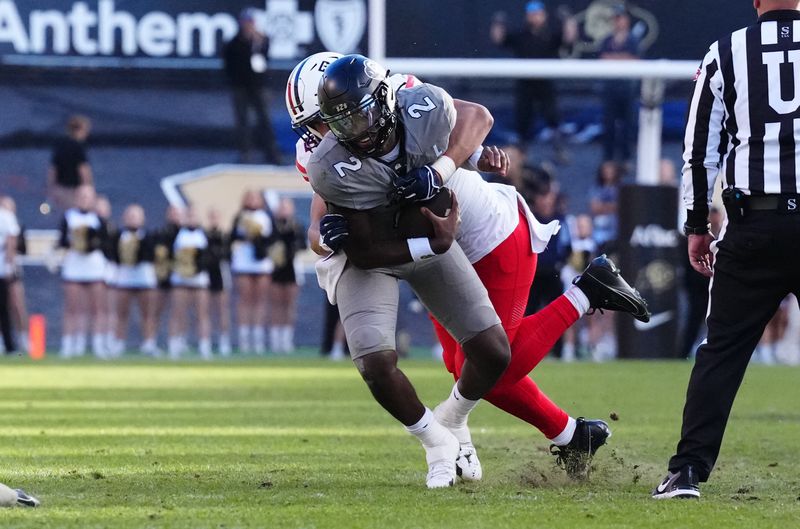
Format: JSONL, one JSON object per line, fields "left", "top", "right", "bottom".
{"left": 484, "top": 375, "right": 569, "bottom": 439}
{"left": 496, "top": 295, "right": 580, "bottom": 387}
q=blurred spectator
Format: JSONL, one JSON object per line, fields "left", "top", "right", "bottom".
{"left": 561, "top": 214, "right": 597, "bottom": 361}
{"left": 58, "top": 185, "right": 108, "bottom": 358}
{"left": 223, "top": 9, "right": 281, "bottom": 164}
{"left": 525, "top": 183, "right": 571, "bottom": 357}
{"left": 589, "top": 160, "right": 623, "bottom": 252}
{"left": 0, "top": 196, "right": 28, "bottom": 352}
{"left": 168, "top": 207, "right": 211, "bottom": 359}
{"left": 774, "top": 295, "right": 800, "bottom": 365}
{"left": 206, "top": 208, "right": 232, "bottom": 356}
{"left": 679, "top": 206, "right": 722, "bottom": 358}
{"left": 0, "top": 198, "right": 20, "bottom": 354}
{"left": 268, "top": 198, "right": 306, "bottom": 354}
{"left": 47, "top": 115, "right": 93, "bottom": 210}
{"left": 230, "top": 190, "right": 274, "bottom": 354}
{"left": 108, "top": 204, "right": 160, "bottom": 357}
{"left": 599, "top": 5, "right": 641, "bottom": 164}
{"left": 490, "top": 2, "right": 576, "bottom": 161}
{"left": 755, "top": 299, "right": 789, "bottom": 365}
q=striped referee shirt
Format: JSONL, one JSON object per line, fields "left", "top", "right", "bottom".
{"left": 683, "top": 9, "right": 800, "bottom": 226}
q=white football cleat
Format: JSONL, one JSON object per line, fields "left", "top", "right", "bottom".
{"left": 456, "top": 442, "right": 483, "bottom": 481}
{"left": 424, "top": 431, "right": 459, "bottom": 489}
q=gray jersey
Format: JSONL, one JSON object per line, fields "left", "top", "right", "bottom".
{"left": 308, "top": 83, "right": 456, "bottom": 210}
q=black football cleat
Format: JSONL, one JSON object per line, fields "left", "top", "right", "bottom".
{"left": 550, "top": 418, "right": 612, "bottom": 479}
{"left": 15, "top": 489, "right": 40, "bottom": 507}
{"left": 651, "top": 465, "right": 700, "bottom": 499}
{"left": 573, "top": 255, "right": 651, "bottom": 322}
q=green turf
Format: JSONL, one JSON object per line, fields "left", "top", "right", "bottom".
{"left": 1, "top": 357, "right": 799, "bottom": 529}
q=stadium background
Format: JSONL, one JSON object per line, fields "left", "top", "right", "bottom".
{"left": 0, "top": 0, "right": 764, "bottom": 352}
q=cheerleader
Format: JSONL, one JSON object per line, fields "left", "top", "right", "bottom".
{"left": 230, "top": 190, "right": 274, "bottom": 354}
{"left": 0, "top": 196, "right": 27, "bottom": 352}
{"left": 58, "top": 185, "right": 108, "bottom": 358}
{"left": 153, "top": 206, "right": 182, "bottom": 337}
{"left": 95, "top": 194, "right": 116, "bottom": 355}
{"left": 206, "top": 208, "right": 232, "bottom": 356}
{"left": 108, "top": 204, "right": 160, "bottom": 357}
{"left": 268, "top": 198, "right": 306, "bottom": 353}
{"left": 168, "top": 206, "right": 211, "bottom": 359}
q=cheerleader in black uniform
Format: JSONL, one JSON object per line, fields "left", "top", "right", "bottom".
{"left": 268, "top": 198, "right": 306, "bottom": 353}
{"left": 153, "top": 206, "right": 182, "bottom": 336}
{"left": 109, "top": 204, "right": 160, "bottom": 357}
{"left": 0, "top": 196, "right": 28, "bottom": 352}
{"left": 230, "top": 190, "right": 274, "bottom": 354}
{"left": 206, "top": 208, "right": 232, "bottom": 356}
{"left": 168, "top": 206, "right": 212, "bottom": 359}
{"left": 95, "top": 194, "right": 116, "bottom": 356}
{"left": 58, "top": 185, "right": 108, "bottom": 358}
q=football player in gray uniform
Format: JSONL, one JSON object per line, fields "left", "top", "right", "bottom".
{"left": 307, "top": 55, "right": 510, "bottom": 488}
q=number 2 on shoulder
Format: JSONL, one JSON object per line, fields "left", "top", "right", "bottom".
{"left": 407, "top": 96, "right": 437, "bottom": 118}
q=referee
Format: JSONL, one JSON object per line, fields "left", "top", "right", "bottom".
{"left": 653, "top": 0, "right": 800, "bottom": 499}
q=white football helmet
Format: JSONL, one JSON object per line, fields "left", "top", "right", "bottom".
{"left": 286, "top": 52, "right": 343, "bottom": 148}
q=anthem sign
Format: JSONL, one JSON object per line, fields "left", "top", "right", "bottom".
{"left": 0, "top": 0, "right": 365, "bottom": 69}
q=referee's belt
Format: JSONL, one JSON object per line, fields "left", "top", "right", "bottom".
{"left": 745, "top": 194, "right": 800, "bottom": 213}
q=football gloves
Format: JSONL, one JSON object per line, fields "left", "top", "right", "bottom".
{"left": 390, "top": 166, "right": 443, "bottom": 204}
{"left": 320, "top": 214, "right": 349, "bottom": 253}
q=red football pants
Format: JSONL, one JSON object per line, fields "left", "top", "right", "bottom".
{"left": 432, "top": 211, "right": 580, "bottom": 439}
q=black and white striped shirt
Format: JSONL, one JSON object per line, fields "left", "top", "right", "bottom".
{"left": 683, "top": 9, "right": 800, "bottom": 225}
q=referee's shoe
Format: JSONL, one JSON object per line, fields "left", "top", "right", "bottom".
{"left": 573, "top": 255, "right": 651, "bottom": 322}
{"left": 652, "top": 465, "right": 700, "bottom": 500}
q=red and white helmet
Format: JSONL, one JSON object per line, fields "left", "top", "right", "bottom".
{"left": 286, "top": 52, "right": 343, "bottom": 148}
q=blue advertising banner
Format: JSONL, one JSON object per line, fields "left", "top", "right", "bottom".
{"left": 0, "top": 0, "right": 754, "bottom": 71}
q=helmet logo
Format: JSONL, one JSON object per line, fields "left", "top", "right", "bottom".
{"left": 335, "top": 103, "right": 349, "bottom": 112}
{"left": 363, "top": 59, "right": 384, "bottom": 80}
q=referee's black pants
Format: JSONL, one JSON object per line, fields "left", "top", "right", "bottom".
{"left": 669, "top": 210, "right": 800, "bottom": 482}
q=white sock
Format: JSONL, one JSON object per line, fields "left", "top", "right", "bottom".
{"left": 74, "top": 334, "right": 87, "bottom": 355}
{"left": 550, "top": 416, "right": 578, "bottom": 446}
{"left": 253, "top": 326, "right": 266, "bottom": 353}
{"left": 330, "top": 342, "right": 345, "bottom": 360}
{"left": 238, "top": 326, "right": 251, "bottom": 352}
{"left": 269, "top": 327, "right": 281, "bottom": 353}
{"left": 92, "top": 334, "right": 106, "bottom": 357}
{"left": 168, "top": 336, "right": 182, "bottom": 358}
{"left": 17, "top": 333, "right": 28, "bottom": 352}
{"left": 219, "top": 334, "right": 232, "bottom": 356}
{"left": 141, "top": 338, "right": 158, "bottom": 354}
{"left": 105, "top": 332, "right": 116, "bottom": 349}
{"left": 405, "top": 408, "right": 452, "bottom": 448}
{"left": 281, "top": 325, "right": 294, "bottom": 352}
{"left": 564, "top": 285, "right": 591, "bottom": 315}
{"left": 435, "top": 383, "right": 479, "bottom": 432}
{"left": 60, "top": 334, "right": 74, "bottom": 357}
{"left": 199, "top": 338, "right": 212, "bottom": 359}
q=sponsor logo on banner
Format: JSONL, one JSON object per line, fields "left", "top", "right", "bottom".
{"left": 629, "top": 224, "right": 679, "bottom": 248}
{"left": 315, "top": 0, "right": 366, "bottom": 55}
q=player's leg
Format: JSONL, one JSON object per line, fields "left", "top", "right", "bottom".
{"left": 407, "top": 244, "right": 509, "bottom": 449}
{"left": 195, "top": 287, "right": 212, "bottom": 359}
{"left": 336, "top": 263, "right": 459, "bottom": 488}
{"left": 235, "top": 274, "right": 253, "bottom": 352}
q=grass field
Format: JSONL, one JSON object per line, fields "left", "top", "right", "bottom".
{"left": 1, "top": 356, "right": 799, "bottom": 529}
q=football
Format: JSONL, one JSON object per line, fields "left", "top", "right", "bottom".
{"left": 369, "top": 188, "right": 454, "bottom": 241}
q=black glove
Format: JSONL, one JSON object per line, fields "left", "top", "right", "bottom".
{"left": 320, "top": 214, "right": 349, "bottom": 253}
{"left": 390, "top": 165, "right": 443, "bottom": 204}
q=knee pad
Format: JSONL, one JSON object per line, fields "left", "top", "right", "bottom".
{"left": 348, "top": 325, "right": 393, "bottom": 357}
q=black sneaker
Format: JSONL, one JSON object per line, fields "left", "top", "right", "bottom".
{"left": 14, "top": 489, "right": 40, "bottom": 507}
{"left": 550, "top": 418, "right": 612, "bottom": 479}
{"left": 651, "top": 466, "right": 700, "bottom": 499}
{"left": 573, "top": 255, "right": 651, "bottom": 323}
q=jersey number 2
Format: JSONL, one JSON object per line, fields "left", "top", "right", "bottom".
{"left": 334, "top": 157, "right": 362, "bottom": 178}
{"left": 407, "top": 97, "right": 437, "bottom": 118}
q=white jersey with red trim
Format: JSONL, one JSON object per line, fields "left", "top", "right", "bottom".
{"left": 445, "top": 169, "right": 560, "bottom": 264}
{"left": 294, "top": 73, "right": 422, "bottom": 183}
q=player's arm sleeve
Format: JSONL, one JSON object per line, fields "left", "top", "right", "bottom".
{"left": 681, "top": 43, "right": 725, "bottom": 227}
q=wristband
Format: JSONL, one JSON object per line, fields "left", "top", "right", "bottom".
{"left": 465, "top": 146, "right": 483, "bottom": 171}
{"left": 430, "top": 155, "right": 456, "bottom": 184}
{"left": 407, "top": 237, "right": 436, "bottom": 261}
